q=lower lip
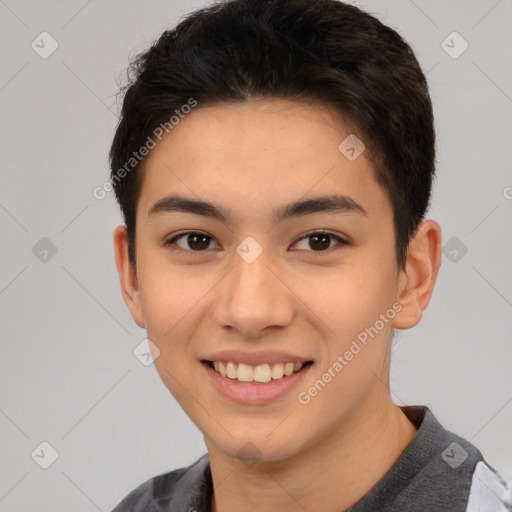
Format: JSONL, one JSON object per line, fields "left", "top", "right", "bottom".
{"left": 202, "top": 362, "right": 313, "bottom": 405}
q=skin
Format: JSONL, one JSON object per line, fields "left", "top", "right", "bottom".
{"left": 113, "top": 98, "right": 442, "bottom": 512}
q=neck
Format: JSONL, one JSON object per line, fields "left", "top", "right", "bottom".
{"left": 207, "top": 396, "right": 417, "bottom": 512}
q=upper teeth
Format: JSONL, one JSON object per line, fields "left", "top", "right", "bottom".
{"left": 212, "top": 361, "right": 304, "bottom": 383}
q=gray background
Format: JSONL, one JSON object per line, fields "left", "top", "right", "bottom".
{"left": 1, "top": 0, "right": 511, "bottom": 510}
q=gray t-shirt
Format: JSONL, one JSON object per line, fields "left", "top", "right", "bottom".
{"left": 111, "top": 406, "right": 511, "bottom": 511}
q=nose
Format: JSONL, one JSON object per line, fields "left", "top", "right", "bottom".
{"left": 212, "top": 250, "right": 294, "bottom": 339}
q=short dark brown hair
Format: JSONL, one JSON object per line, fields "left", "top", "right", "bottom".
{"left": 109, "top": 0, "right": 435, "bottom": 268}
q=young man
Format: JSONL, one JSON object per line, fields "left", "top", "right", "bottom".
{"left": 109, "top": 1, "right": 510, "bottom": 510}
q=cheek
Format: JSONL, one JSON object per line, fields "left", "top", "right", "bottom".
{"left": 298, "top": 262, "right": 396, "bottom": 339}
{"left": 138, "top": 255, "right": 211, "bottom": 331}
{"left": 136, "top": 269, "right": 198, "bottom": 379}
{"left": 138, "top": 265, "right": 209, "bottom": 404}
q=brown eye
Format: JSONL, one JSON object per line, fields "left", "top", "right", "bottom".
{"left": 309, "top": 233, "right": 332, "bottom": 251}
{"left": 293, "top": 232, "right": 347, "bottom": 252}
{"left": 165, "top": 232, "right": 217, "bottom": 252}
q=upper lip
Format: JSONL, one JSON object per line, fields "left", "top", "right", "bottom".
{"left": 201, "top": 350, "right": 313, "bottom": 366}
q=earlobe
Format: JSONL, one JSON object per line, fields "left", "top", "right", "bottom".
{"left": 113, "top": 225, "right": 145, "bottom": 328}
{"left": 392, "top": 220, "right": 442, "bottom": 330}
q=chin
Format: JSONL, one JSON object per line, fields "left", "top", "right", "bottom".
{"left": 210, "top": 431, "right": 308, "bottom": 466}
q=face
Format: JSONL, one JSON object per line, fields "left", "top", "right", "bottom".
{"left": 118, "top": 99, "right": 411, "bottom": 462}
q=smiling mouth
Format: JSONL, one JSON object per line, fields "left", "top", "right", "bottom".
{"left": 203, "top": 360, "right": 313, "bottom": 384}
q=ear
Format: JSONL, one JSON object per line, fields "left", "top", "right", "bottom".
{"left": 113, "top": 224, "right": 145, "bottom": 328}
{"left": 392, "top": 219, "right": 442, "bottom": 330}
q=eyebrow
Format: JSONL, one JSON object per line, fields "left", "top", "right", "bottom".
{"left": 148, "top": 193, "right": 367, "bottom": 224}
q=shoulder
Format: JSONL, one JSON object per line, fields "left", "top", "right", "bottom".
{"left": 398, "top": 406, "right": 512, "bottom": 511}
{"left": 466, "top": 459, "right": 512, "bottom": 512}
{"left": 349, "top": 406, "right": 512, "bottom": 511}
{"left": 110, "top": 454, "right": 211, "bottom": 512}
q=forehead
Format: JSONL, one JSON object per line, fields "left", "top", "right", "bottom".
{"left": 137, "top": 99, "right": 391, "bottom": 224}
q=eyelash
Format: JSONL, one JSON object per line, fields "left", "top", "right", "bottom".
{"left": 163, "top": 230, "right": 348, "bottom": 256}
